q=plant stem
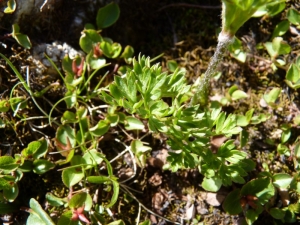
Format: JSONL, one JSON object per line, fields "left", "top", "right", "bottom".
{"left": 190, "top": 31, "right": 234, "bottom": 106}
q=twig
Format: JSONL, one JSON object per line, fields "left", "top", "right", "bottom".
{"left": 113, "top": 138, "right": 137, "bottom": 184}
{"left": 136, "top": 203, "right": 141, "bottom": 225}
{"left": 40, "top": 0, "right": 48, "bottom": 12}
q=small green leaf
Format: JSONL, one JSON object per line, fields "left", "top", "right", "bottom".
{"left": 288, "top": 203, "right": 300, "bottom": 214}
{"left": 27, "top": 198, "right": 55, "bottom": 225}
{"left": 231, "top": 90, "right": 248, "bottom": 100}
{"left": 125, "top": 117, "right": 144, "bottom": 130}
{"left": 11, "top": 24, "right": 31, "bottom": 49}
{"left": 96, "top": 3, "right": 120, "bottom": 29}
{"left": 251, "top": 113, "right": 270, "bottom": 124}
{"left": 270, "top": 207, "right": 286, "bottom": 219}
{"left": 284, "top": 209, "right": 297, "bottom": 223}
{"left": 57, "top": 211, "right": 76, "bottom": 225}
{"left": 245, "top": 209, "right": 260, "bottom": 225}
{"left": 34, "top": 138, "right": 48, "bottom": 159}
{"left": 89, "top": 120, "right": 110, "bottom": 136}
{"left": 62, "top": 55, "right": 74, "bottom": 74}
{"left": 150, "top": 100, "right": 169, "bottom": 117}
{"left": 223, "top": 189, "right": 242, "bottom": 215}
{"left": 120, "top": 45, "right": 134, "bottom": 63}
{"left": 294, "top": 114, "right": 300, "bottom": 126}
{"left": 0, "top": 100, "right": 10, "bottom": 112}
{"left": 271, "top": 20, "right": 290, "bottom": 39}
{"left": 286, "top": 63, "right": 300, "bottom": 86}
{"left": 79, "top": 29, "right": 102, "bottom": 53}
{"left": 86, "top": 52, "right": 106, "bottom": 70}
{"left": 272, "top": 37, "right": 291, "bottom": 55}
{"left": 33, "top": 159, "right": 55, "bottom": 174}
{"left": 264, "top": 37, "right": 291, "bottom": 59}
{"left": 108, "top": 179, "right": 119, "bottom": 207}
{"left": 55, "top": 125, "right": 76, "bottom": 157}
{"left": 273, "top": 173, "right": 293, "bottom": 189}
{"left": 202, "top": 177, "right": 222, "bottom": 192}
{"left": 0, "top": 156, "right": 18, "bottom": 174}
{"left": 167, "top": 60, "right": 178, "bottom": 72}
{"left": 3, "top": 183, "right": 18, "bottom": 202}
{"left": 22, "top": 138, "right": 48, "bottom": 160}
{"left": 263, "top": 87, "right": 281, "bottom": 105}
{"left": 100, "top": 41, "right": 122, "bottom": 58}
{"left": 281, "top": 124, "right": 291, "bottom": 143}
{"left": 294, "top": 142, "right": 300, "bottom": 160}
{"left": 69, "top": 192, "right": 93, "bottom": 211}
{"left": 4, "top": 0, "right": 16, "bottom": 13}
{"left": 18, "top": 161, "right": 33, "bottom": 172}
{"left": 240, "top": 130, "right": 249, "bottom": 147}
{"left": 82, "top": 149, "right": 104, "bottom": 169}
{"left": 107, "top": 114, "right": 119, "bottom": 126}
{"left": 131, "top": 140, "right": 152, "bottom": 154}
{"left": 266, "top": 2, "right": 286, "bottom": 17}
{"left": 46, "top": 193, "right": 65, "bottom": 207}
{"left": 131, "top": 140, "right": 152, "bottom": 167}
{"left": 121, "top": 45, "right": 134, "bottom": 58}
{"left": 229, "top": 37, "right": 247, "bottom": 63}
{"left": 62, "top": 167, "right": 84, "bottom": 187}
{"left": 236, "top": 115, "right": 249, "bottom": 127}
{"left": 287, "top": 8, "right": 300, "bottom": 25}
{"left": 277, "top": 143, "right": 290, "bottom": 155}
{"left": 61, "top": 111, "right": 77, "bottom": 124}
{"left": 87, "top": 176, "right": 110, "bottom": 184}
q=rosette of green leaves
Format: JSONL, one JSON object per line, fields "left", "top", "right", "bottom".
{"left": 222, "top": 0, "right": 282, "bottom": 36}
{"left": 100, "top": 55, "right": 190, "bottom": 130}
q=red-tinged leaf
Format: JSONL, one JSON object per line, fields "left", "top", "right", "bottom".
{"left": 72, "top": 60, "right": 78, "bottom": 75}
{"left": 93, "top": 44, "right": 102, "bottom": 58}
{"left": 55, "top": 137, "right": 72, "bottom": 157}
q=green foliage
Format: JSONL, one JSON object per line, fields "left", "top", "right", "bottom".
{"left": 228, "top": 37, "right": 247, "bottom": 63}
{"left": 285, "top": 56, "right": 300, "bottom": 89}
{"left": 100, "top": 55, "right": 189, "bottom": 121}
{"left": 287, "top": 8, "right": 300, "bottom": 25}
{"left": 271, "top": 20, "right": 290, "bottom": 39}
{"left": 1, "top": 1, "right": 300, "bottom": 225}
{"left": 263, "top": 87, "right": 281, "bottom": 107}
{"left": 4, "top": 0, "right": 16, "bottom": 13}
{"left": 11, "top": 24, "right": 31, "bottom": 49}
{"left": 223, "top": 177, "right": 275, "bottom": 224}
{"left": 27, "top": 198, "right": 55, "bottom": 225}
{"left": 264, "top": 37, "right": 291, "bottom": 60}
{"left": 96, "top": 2, "right": 120, "bottom": 29}
{"left": 100, "top": 57, "right": 256, "bottom": 191}
{"left": 221, "top": 0, "right": 282, "bottom": 35}
{"left": 220, "top": 85, "right": 248, "bottom": 105}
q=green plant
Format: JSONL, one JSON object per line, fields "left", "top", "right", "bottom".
{"left": 1, "top": 1, "right": 300, "bottom": 225}
{"left": 223, "top": 171, "right": 300, "bottom": 225}
{"left": 0, "top": 2, "right": 129, "bottom": 224}
{"left": 191, "top": 0, "right": 283, "bottom": 106}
